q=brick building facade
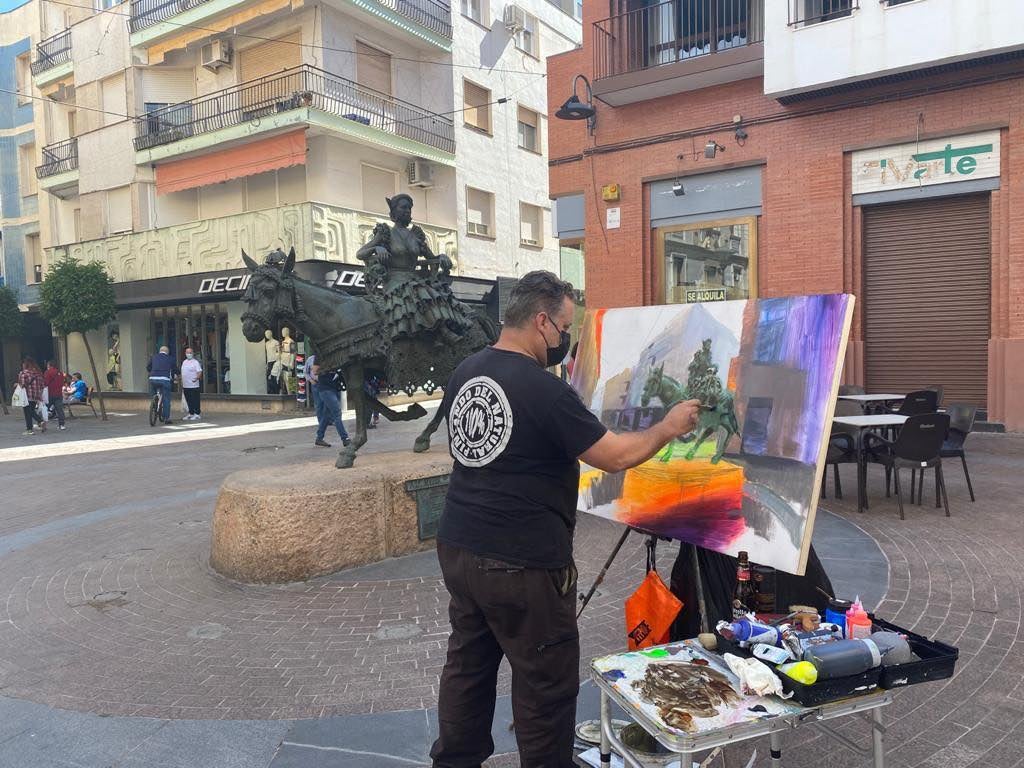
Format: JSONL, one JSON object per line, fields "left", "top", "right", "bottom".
{"left": 547, "top": 1, "right": 1024, "bottom": 429}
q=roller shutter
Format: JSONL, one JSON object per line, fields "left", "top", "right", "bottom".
{"left": 141, "top": 68, "right": 195, "bottom": 105}
{"left": 863, "top": 194, "right": 991, "bottom": 407}
{"left": 238, "top": 33, "right": 301, "bottom": 83}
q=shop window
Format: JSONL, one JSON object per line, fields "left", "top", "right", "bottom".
{"left": 361, "top": 164, "right": 399, "bottom": 215}
{"left": 514, "top": 11, "right": 539, "bottom": 58}
{"left": 519, "top": 202, "right": 543, "bottom": 247}
{"left": 559, "top": 242, "right": 584, "bottom": 289}
{"left": 461, "top": 0, "right": 487, "bottom": 24}
{"left": 466, "top": 187, "right": 494, "bottom": 237}
{"left": 463, "top": 79, "right": 492, "bottom": 134}
{"left": 656, "top": 216, "right": 757, "bottom": 305}
{"left": 151, "top": 305, "right": 229, "bottom": 394}
{"left": 19, "top": 143, "right": 37, "bottom": 197}
{"left": 517, "top": 105, "right": 540, "bottom": 153}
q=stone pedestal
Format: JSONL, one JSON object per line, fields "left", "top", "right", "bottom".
{"left": 210, "top": 451, "right": 452, "bottom": 583}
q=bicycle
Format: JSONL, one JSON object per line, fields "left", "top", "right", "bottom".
{"left": 149, "top": 386, "right": 166, "bottom": 426}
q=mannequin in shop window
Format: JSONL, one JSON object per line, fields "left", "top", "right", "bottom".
{"left": 279, "top": 327, "right": 297, "bottom": 394}
{"left": 265, "top": 329, "right": 281, "bottom": 394}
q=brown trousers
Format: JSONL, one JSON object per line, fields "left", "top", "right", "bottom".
{"left": 430, "top": 541, "right": 580, "bottom": 768}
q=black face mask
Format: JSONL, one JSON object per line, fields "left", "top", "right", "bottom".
{"left": 540, "top": 321, "right": 572, "bottom": 368}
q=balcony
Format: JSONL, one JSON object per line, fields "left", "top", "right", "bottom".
{"left": 45, "top": 201, "right": 459, "bottom": 284}
{"left": 129, "top": 0, "right": 451, "bottom": 51}
{"left": 31, "top": 30, "right": 72, "bottom": 86}
{"left": 133, "top": 65, "right": 455, "bottom": 165}
{"left": 36, "top": 137, "right": 79, "bottom": 198}
{"left": 592, "top": 0, "right": 764, "bottom": 106}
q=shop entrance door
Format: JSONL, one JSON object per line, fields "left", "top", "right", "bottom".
{"left": 150, "top": 304, "right": 229, "bottom": 395}
{"left": 862, "top": 194, "right": 991, "bottom": 407}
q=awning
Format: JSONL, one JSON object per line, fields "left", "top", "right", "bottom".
{"left": 155, "top": 129, "right": 307, "bottom": 195}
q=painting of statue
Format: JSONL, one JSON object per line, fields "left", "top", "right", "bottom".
{"left": 571, "top": 295, "right": 854, "bottom": 575}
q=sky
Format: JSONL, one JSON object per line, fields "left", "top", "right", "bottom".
{"left": 0, "top": 0, "right": 31, "bottom": 12}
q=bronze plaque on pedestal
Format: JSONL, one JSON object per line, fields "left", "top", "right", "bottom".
{"left": 405, "top": 474, "right": 451, "bottom": 540}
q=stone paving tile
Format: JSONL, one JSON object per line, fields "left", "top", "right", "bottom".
{"left": 3, "top": 415, "right": 1023, "bottom": 767}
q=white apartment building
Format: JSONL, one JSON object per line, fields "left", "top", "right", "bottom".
{"left": 26, "top": 0, "right": 580, "bottom": 399}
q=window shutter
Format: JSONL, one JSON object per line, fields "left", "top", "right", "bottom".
{"left": 141, "top": 68, "right": 195, "bottom": 105}
{"left": 106, "top": 186, "right": 132, "bottom": 234}
{"left": 356, "top": 42, "right": 392, "bottom": 96}
{"left": 238, "top": 32, "right": 301, "bottom": 83}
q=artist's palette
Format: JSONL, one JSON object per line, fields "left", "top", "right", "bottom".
{"left": 592, "top": 641, "right": 798, "bottom": 742}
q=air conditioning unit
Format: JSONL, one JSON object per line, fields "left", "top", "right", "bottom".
{"left": 407, "top": 159, "right": 434, "bottom": 188}
{"left": 468, "top": 222, "right": 490, "bottom": 236}
{"left": 503, "top": 4, "right": 527, "bottom": 32}
{"left": 201, "top": 40, "right": 232, "bottom": 71}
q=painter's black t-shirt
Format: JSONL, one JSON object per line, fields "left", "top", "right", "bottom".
{"left": 438, "top": 347, "right": 608, "bottom": 568}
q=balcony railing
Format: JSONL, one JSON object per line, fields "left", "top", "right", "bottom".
{"left": 134, "top": 65, "right": 455, "bottom": 154}
{"left": 36, "top": 137, "right": 79, "bottom": 179}
{"left": 788, "top": 0, "right": 858, "bottom": 26}
{"left": 594, "top": 0, "right": 764, "bottom": 80}
{"left": 31, "top": 30, "right": 71, "bottom": 76}
{"left": 130, "top": 0, "right": 452, "bottom": 37}
{"left": 129, "top": 0, "right": 212, "bottom": 32}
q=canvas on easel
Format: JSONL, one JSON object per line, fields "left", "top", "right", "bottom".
{"left": 571, "top": 295, "right": 855, "bottom": 575}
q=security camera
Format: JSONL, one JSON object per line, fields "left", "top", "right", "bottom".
{"left": 672, "top": 181, "right": 685, "bottom": 197}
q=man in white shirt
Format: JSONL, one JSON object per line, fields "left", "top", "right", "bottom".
{"left": 180, "top": 347, "right": 203, "bottom": 421}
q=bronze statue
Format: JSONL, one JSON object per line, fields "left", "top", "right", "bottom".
{"left": 357, "top": 194, "right": 473, "bottom": 345}
{"left": 240, "top": 200, "right": 497, "bottom": 468}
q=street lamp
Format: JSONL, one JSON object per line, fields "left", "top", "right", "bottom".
{"left": 555, "top": 74, "right": 596, "bottom": 135}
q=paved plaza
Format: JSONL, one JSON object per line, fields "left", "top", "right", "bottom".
{"left": 1, "top": 407, "right": 1021, "bottom": 767}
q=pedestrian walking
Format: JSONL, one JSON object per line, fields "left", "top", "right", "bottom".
{"left": 312, "top": 362, "right": 350, "bottom": 448}
{"left": 180, "top": 347, "right": 203, "bottom": 420}
{"left": 16, "top": 358, "right": 47, "bottom": 435}
{"left": 146, "top": 345, "right": 178, "bottom": 424}
{"left": 429, "top": 271, "right": 699, "bottom": 768}
{"left": 305, "top": 353, "right": 319, "bottom": 413}
{"left": 43, "top": 360, "right": 67, "bottom": 430}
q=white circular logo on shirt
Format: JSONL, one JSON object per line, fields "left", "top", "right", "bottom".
{"left": 449, "top": 376, "right": 514, "bottom": 467}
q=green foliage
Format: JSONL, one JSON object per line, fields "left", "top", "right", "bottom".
{"left": 0, "top": 285, "right": 23, "bottom": 339}
{"left": 39, "top": 257, "right": 116, "bottom": 334}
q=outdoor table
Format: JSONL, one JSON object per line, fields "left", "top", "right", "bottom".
{"left": 591, "top": 641, "right": 891, "bottom": 768}
{"left": 837, "top": 394, "right": 906, "bottom": 414}
{"left": 833, "top": 414, "right": 909, "bottom": 513}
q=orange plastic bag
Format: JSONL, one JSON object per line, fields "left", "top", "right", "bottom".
{"left": 624, "top": 570, "right": 683, "bottom": 650}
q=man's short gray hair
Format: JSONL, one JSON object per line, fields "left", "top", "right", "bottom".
{"left": 159, "top": 345, "right": 169, "bottom": 354}
{"left": 503, "top": 271, "right": 575, "bottom": 328}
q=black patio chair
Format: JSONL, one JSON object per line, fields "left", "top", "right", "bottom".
{"left": 938, "top": 403, "right": 978, "bottom": 502}
{"left": 920, "top": 384, "right": 945, "bottom": 407}
{"left": 865, "top": 413, "right": 951, "bottom": 520}
{"left": 894, "top": 389, "right": 939, "bottom": 416}
{"left": 822, "top": 400, "right": 862, "bottom": 499}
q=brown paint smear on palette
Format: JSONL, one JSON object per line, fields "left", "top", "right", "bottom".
{"left": 632, "top": 661, "right": 740, "bottom": 733}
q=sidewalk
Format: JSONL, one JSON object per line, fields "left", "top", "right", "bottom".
{"left": 1, "top": 418, "right": 1020, "bottom": 767}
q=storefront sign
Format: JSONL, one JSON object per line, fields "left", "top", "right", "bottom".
{"left": 333, "top": 269, "right": 366, "bottom": 289}
{"left": 685, "top": 288, "right": 727, "bottom": 303}
{"left": 198, "top": 274, "right": 252, "bottom": 295}
{"left": 852, "top": 131, "right": 1000, "bottom": 195}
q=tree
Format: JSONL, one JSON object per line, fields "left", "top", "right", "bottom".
{"left": 0, "top": 286, "right": 23, "bottom": 415}
{"left": 39, "top": 257, "right": 116, "bottom": 420}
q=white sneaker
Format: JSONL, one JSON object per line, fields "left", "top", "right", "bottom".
{"left": 193, "top": 415, "right": 201, "bottom": 421}
{"left": 59, "top": 425, "right": 67, "bottom": 430}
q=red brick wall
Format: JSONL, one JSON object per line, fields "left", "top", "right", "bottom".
{"left": 546, "top": 36, "right": 1024, "bottom": 426}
